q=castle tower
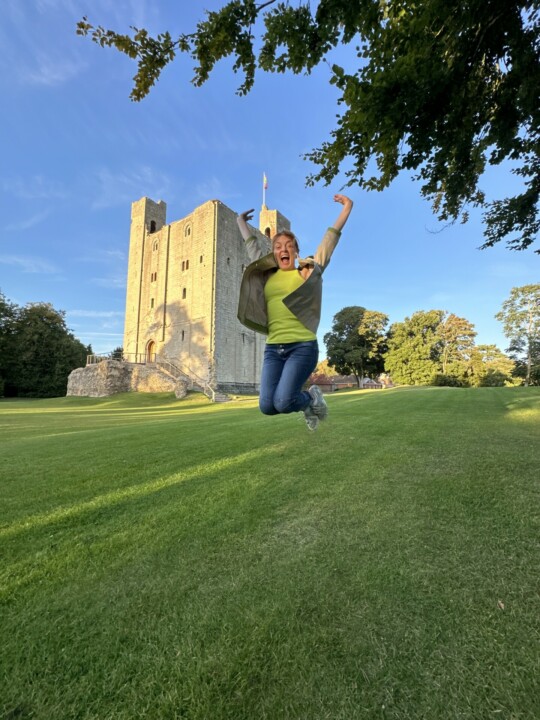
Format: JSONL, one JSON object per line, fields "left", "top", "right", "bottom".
{"left": 259, "top": 205, "right": 291, "bottom": 239}
{"left": 124, "top": 198, "right": 167, "bottom": 362}
{"left": 123, "top": 197, "right": 290, "bottom": 393}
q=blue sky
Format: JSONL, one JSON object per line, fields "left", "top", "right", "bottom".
{"left": 0, "top": 0, "right": 537, "bottom": 357}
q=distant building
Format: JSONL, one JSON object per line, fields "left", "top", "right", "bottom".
{"left": 123, "top": 197, "right": 290, "bottom": 394}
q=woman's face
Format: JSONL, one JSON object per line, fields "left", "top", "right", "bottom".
{"left": 273, "top": 235, "right": 297, "bottom": 271}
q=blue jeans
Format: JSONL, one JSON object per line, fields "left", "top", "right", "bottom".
{"left": 259, "top": 340, "right": 319, "bottom": 415}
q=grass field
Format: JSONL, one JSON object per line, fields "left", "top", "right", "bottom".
{"left": 1, "top": 387, "right": 539, "bottom": 720}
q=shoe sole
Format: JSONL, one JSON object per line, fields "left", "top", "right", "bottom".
{"left": 308, "top": 385, "right": 328, "bottom": 420}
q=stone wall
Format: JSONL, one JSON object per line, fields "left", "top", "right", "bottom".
{"left": 123, "top": 196, "right": 284, "bottom": 394}
{"left": 66, "top": 361, "right": 188, "bottom": 398}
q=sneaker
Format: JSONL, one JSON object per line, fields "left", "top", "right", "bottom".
{"left": 303, "top": 404, "right": 319, "bottom": 431}
{"left": 308, "top": 385, "right": 328, "bottom": 420}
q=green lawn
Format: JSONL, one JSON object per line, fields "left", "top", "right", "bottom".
{"left": 1, "top": 387, "right": 539, "bottom": 720}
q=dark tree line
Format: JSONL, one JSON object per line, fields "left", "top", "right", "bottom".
{"left": 0, "top": 291, "right": 91, "bottom": 398}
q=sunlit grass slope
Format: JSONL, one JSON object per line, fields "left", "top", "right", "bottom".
{"left": 1, "top": 388, "right": 539, "bottom": 719}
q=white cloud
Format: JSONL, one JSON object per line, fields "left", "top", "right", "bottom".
{"left": 486, "top": 262, "right": 535, "bottom": 280}
{"left": 90, "top": 276, "right": 127, "bottom": 289}
{"left": 22, "top": 52, "right": 86, "bottom": 86}
{"left": 5, "top": 210, "right": 50, "bottom": 232}
{"left": 1, "top": 176, "right": 66, "bottom": 200}
{"left": 425, "top": 292, "right": 454, "bottom": 307}
{"left": 0, "top": 255, "right": 58, "bottom": 273}
{"left": 92, "top": 166, "right": 171, "bottom": 210}
{"left": 75, "top": 249, "right": 127, "bottom": 264}
{"left": 194, "top": 176, "right": 241, "bottom": 204}
{"left": 67, "top": 310, "right": 124, "bottom": 318}
{"left": 35, "top": 0, "right": 79, "bottom": 13}
{"left": 81, "top": 332, "right": 123, "bottom": 338}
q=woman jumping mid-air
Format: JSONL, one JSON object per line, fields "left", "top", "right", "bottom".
{"left": 236, "top": 194, "right": 353, "bottom": 430}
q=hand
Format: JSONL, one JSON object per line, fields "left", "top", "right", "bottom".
{"left": 333, "top": 194, "right": 353, "bottom": 208}
{"left": 332, "top": 194, "right": 354, "bottom": 231}
{"left": 238, "top": 208, "right": 255, "bottom": 223}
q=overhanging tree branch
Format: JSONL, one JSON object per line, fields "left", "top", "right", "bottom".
{"left": 77, "top": 0, "right": 540, "bottom": 252}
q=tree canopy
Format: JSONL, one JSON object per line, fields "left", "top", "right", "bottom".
{"left": 495, "top": 283, "right": 540, "bottom": 384}
{"left": 385, "top": 309, "right": 444, "bottom": 385}
{"left": 0, "top": 292, "right": 90, "bottom": 397}
{"left": 324, "top": 306, "right": 388, "bottom": 384}
{"left": 78, "top": 1, "right": 540, "bottom": 252}
{"left": 468, "top": 344, "right": 516, "bottom": 386}
{"left": 385, "top": 309, "right": 516, "bottom": 386}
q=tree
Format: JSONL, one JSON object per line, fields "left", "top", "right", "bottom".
{"left": 10, "top": 303, "right": 90, "bottom": 397}
{"left": 385, "top": 310, "right": 444, "bottom": 385}
{"left": 78, "top": 1, "right": 540, "bottom": 252}
{"left": 495, "top": 284, "right": 540, "bottom": 384}
{"left": 439, "top": 312, "right": 477, "bottom": 377}
{"left": 467, "top": 344, "right": 515, "bottom": 386}
{"left": 0, "top": 291, "right": 18, "bottom": 396}
{"left": 314, "top": 359, "right": 335, "bottom": 378}
{"left": 510, "top": 339, "right": 540, "bottom": 384}
{"left": 324, "top": 306, "right": 388, "bottom": 385}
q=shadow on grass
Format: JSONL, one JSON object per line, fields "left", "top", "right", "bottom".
{"left": 1, "top": 444, "right": 283, "bottom": 543}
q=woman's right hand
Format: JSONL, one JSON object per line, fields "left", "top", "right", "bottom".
{"left": 238, "top": 209, "right": 255, "bottom": 223}
{"left": 237, "top": 208, "right": 256, "bottom": 241}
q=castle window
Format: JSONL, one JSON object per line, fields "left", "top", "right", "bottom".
{"left": 150, "top": 298, "right": 155, "bottom": 308}
{"left": 181, "top": 330, "right": 185, "bottom": 341}
{"left": 265, "top": 227, "right": 271, "bottom": 237}
{"left": 227, "top": 257, "right": 230, "bottom": 265}
{"left": 150, "top": 220, "right": 156, "bottom": 233}
{"left": 182, "top": 261, "right": 185, "bottom": 271}
{"left": 185, "top": 225, "right": 191, "bottom": 237}
{"left": 152, "top": 240, "right": 158, "bottom": 251}
{"left": 186, "top": 259, "right": 189, "bottom": 270}
{"left": 182, "top": 288, "right": 187, "bottom": 299}
{"left": 242, "top": 333, "right": 245, "bottom": 344}
{"left": 200, "top": 255, "right": 203, "bottom": 263}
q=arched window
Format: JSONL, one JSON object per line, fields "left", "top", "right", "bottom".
{"left": 152, "top": 240, "right": 158, "bottom": 251}
{"left": 150, "top": 220, "right": 156, "bottom": 233}
{"left": 182, "top": 288, "right": 186, "bottom": 299}
{"left": 184, "top": 224, "right": 191, "bottom": 237}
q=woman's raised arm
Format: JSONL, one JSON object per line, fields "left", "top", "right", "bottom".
{"left": 331, "top": 194, "right": 354, "bottom": 231}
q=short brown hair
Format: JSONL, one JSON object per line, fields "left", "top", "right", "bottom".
{"left": 272, "top": 229, "right": 299, "bottom": 254}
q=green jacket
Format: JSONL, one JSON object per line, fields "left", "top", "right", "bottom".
{"left": 237, "top": 227, "right": 341, "bottom": 335}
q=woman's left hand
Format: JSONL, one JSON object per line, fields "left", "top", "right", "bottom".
{"left": 333, "top": 194, "right": 353, "bottom": 208}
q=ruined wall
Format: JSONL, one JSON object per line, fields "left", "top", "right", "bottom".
{"left": 66, "top": 361, "right": 188, "bottom": 398}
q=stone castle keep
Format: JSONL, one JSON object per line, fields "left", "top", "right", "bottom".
{"left": 68, "top": 197, "right": 290, "bottom": 398}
